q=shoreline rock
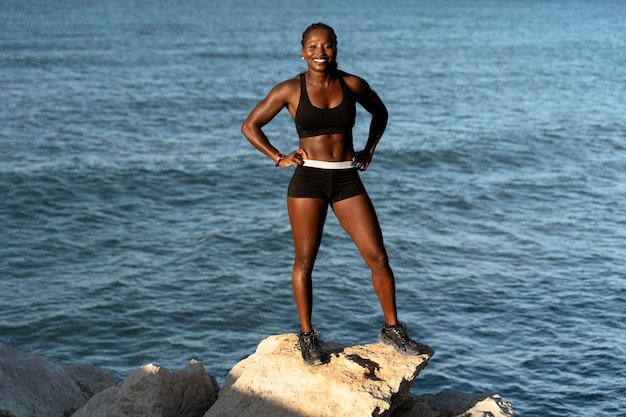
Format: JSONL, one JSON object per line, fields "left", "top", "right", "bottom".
{"left": 0, "top": 337, "right": 514, "bottom": 417}
{"left": 71, "top": 361, "right": 219, "bottom": 417}
{"left": 205, "top": 333, "right": 431, "bottom": 417}
{"left": 0, "top": 343, "right": 115, "bottom": 417}
{"left": 396, "top": 390, "right": 514, "bottom": 417}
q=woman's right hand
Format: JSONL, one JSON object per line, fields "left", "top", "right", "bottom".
{"left": 279, "top": 148, "right": 308, "bottom": 168}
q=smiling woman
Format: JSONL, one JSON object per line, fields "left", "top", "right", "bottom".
{"left": 301, "top": 22, "right": 339, "bottom": 72}
{"left": 240, "top": 22, "right": 433, "bottom": 366}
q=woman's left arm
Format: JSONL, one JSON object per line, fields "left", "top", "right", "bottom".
{"left": 347, "top": 75, "right": 388, "bottom": 171}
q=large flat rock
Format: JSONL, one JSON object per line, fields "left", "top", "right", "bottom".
{"left": 204, "top": 333, "right": 433, "bottom": 417}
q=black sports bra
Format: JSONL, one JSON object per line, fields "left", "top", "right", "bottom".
{"left": 294, "top": 73, "right": 356, "bottom": 138}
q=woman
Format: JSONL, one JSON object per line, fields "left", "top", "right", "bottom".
{"left": 241, "top": 23, "right": 432, "bottom": 365}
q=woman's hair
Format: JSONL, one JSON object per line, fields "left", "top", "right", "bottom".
{"left": 301, "top": 22, "right": 338, "bottom": 50}
{"left": 301, "top": 23, "right": 338, "bottom": 70}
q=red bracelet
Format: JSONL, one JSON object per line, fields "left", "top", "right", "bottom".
{"left": 274, "top": 152, "right": 285, "bottom": 167}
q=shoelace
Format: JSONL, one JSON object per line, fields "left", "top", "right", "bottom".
{"left": 301, "top": 332, "right": 321, "bottom": 349}
{"left": 388, "top": 325, "right": 412, "bottom": 346}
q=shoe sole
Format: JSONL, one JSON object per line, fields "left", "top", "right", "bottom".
{"left": 378, "top": 332, "right": 433, "bottom": 356}
{"left": 303, "top": 357, "right": 325, "bottom": 366}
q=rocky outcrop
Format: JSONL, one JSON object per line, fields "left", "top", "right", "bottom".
{"left": 0, "top": 343, "right": 115, "bottom": 417}
{"left": 394, "top": 390, "right": 515, "bottom": 417}
{"left": 204, "top": 333, "right": 433, "bottom": 417}
{"left": 71, "top": 361, "right": 219, "bottom": 417}
{"left": 202, "top": 334, "right": 515, "bottom": 417}
{"left": 0, "top": 336, "right": 515, "bottom": 417}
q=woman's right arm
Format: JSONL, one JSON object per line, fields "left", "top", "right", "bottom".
{"left": 241, "top": 80, "right": 307, "bottom": 167}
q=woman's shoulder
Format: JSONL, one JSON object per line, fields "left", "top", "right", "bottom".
{"left": 271, "top": 74, "right": 302, "bottom": 93}
{"left": 278, "top": 73, "right": 304, "bottom": 88}
{"left": 266, "top": 74, "right": 302, "bottom": 101}
{"left": 337, "top": 70, "right": 371, "bottom": 96}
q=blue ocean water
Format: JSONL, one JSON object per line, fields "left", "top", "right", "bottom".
{"left": 1, "top": 0, "right": 625, "bottom": 415}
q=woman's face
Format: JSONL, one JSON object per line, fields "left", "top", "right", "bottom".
{"left": 301, "top": 28, "right": 336, "bottom": 71}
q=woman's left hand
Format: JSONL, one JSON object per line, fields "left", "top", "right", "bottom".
{"left": 353, "top": 149, "right": 373, "bottom": 171}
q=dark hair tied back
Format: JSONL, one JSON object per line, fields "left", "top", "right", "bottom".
{"left": 301, "top": 22, "right": 338, "bottom": 49}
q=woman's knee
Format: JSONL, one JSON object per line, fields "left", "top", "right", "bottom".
{"left": 365, "top": 251, "right": 391, "bottom": 273}
{"left": 293, "top": 255, "right": 316, "bottom": 275}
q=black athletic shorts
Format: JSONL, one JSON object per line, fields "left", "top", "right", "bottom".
{"left": 287, "top": 165, "right": 367, "bottom": 203}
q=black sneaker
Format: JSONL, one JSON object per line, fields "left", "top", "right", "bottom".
{"left": 298, "top": 331, "right": 328, "bottom": 366}
{"left": 378, "top": 323, "right": 434, "bottom": 356}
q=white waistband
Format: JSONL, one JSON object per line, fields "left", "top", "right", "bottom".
{"left": 302, "top": 159, "right": 356, "bottom": 169}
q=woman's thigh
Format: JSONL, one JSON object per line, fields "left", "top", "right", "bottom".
{"left": 287, "top": 197, "right": 329, "bottom": 264}
{"left": 332, "top": 194, "right": 388, "bottom": 263}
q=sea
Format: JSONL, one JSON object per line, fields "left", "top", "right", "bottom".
{"left": 1, "top": 0, "right": 624, "bottom": 416}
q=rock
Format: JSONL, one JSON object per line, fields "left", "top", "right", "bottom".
{"left": 204, "top": 333, "right": 434, "bottom": 417}
{"left": 392, "top": 390, "right": 515, "bottom": 417}
{"left": 59, "top": 362, "right": 118, "bottom": 400}
{"left": 0, "top": 343, "right": 115, "bottom": 417}
{"left": 462, "top": 393, "right": 514, "bottom": 417}
{"left": 1, "top": 340, "right": 515, "bottom": 417}
{"left": 71, "top": 360, "right": 219, "bottom": 417}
